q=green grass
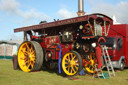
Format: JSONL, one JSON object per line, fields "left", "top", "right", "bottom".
{"left": 0, "top": 60, "right": 128, "bottom": 85}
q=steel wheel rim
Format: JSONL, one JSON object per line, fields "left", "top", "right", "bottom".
{"left": 85, "top": 53, "right": 95, "bottom": 73}
{"left": 18, "top": 42, "right": 36, "bottom": 72}
{"left": 62, "top": 52, "right": 79, "bottom": 76}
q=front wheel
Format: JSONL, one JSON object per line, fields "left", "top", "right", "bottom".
{"left": 62, "top": 51, "right": 82, "bottom": 76}
{"left": 119, "top": 60, "right": 125, "bottom": 71}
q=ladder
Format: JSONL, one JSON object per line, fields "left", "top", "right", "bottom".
{"left": 93, "top": 64, "right": 106, "bottom": 79}
{"left": 101, "top": 45, "right": 115, "bottom": 77}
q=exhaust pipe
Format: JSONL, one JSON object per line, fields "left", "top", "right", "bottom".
{"left": 77, "top": 0, "right": 85, "bottom": 16}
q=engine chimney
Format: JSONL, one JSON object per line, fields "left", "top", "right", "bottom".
{"left": 77, "top": 0, "right": 85, "bottom": 16}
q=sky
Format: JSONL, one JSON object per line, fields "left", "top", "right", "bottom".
{"left": 0, "top": 0, "right": 128, "bottom": 40}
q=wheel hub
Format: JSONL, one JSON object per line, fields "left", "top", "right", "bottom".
{"left": 70, "top": 60, "right": 76, "bottom": 66}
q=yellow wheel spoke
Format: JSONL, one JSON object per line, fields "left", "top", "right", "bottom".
{"left": 65, "top": 62, "right": 68, "bottom": 64}
{"left": 65, "top": 58, "right": 70, "bottom": 63}
{"left": 25, "top": 43, "right": 31, "bottom": 54}
{"left": 21, "top": 49, "right": 28, "bottom": 54}
{"left": 71, "top": 66, "right": 75, "bottom": 73}
{"left": 71, "top": 53, "right": 73, "bottom": 57}
{"left": 27, "top": 62, "right": 31, "bottom": 68}
{"left": 25, "top": 43, "right": 30, "bottom": 50}
{"left": 74, "top": 66, "right": 78, "bottom": 70}
{"left": 71, "top": 53, "right": 74, "bottom": 59}
{"left": 72, "top": 55, "right": 76, "bottom": 60}
{"left": 30, "top": 61, "right": 34, "bottom": 68}
{"left": 21, "top": 50, "right": 29, "bottom": 57}
{"left": 68, "top": 67, "right": 70, "bottom": 72}
{"left": 30, "top": 59, "right": 35, "bottom": 62}
{"left": 65, "top": 58, "right": 68, "bottom": 61}
{"left": 30, "top": 50, "right": 35, "bottom": 55}
{"left": 92, "top": 66, "right": 95, "bottom": 70}
{"left": 67, "top": 54, "right": 71, "bottom": 61}
{"left": 31, "top": 64, "right": 34, "bottom": 68}
{"left": 29, "top": 44, "right": 32, "bottom": 52}
{"left": 91, "top": 66, "right": 94, "bottom": 70}
{"left": 30, "top": 46, "right": 34, "bottom": 54}
{"left": 70, "top": 68, "right": 73, "bottom": 73}
{"left": 24, "top": 60, "right": 28, "bottom": 64}
{"left": 65, "top": 65, "right": 70, "bottom": 69}
{"left": 31, "top": 56, "right": 36, "bottom": 61}
{"left": 89, "top": 65, "right": 92, "bottom": 69}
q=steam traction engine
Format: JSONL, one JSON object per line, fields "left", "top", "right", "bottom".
{"left": 14, "top": 13, "right": 112, "bottom": 76}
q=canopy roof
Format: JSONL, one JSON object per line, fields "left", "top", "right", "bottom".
{"left": 14, "top": 13, "right": 113, "bottom": 33}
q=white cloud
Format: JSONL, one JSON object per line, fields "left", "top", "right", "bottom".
{"left": 57, "top": 8, "right": 77, "bottom": 19}
{"left": 17, "top": 9, "right": 52, "bottom": 25}
{"left": 0, "top": 0, "right": 52, "bottom": 25}
{"left": 7, "top": 33, "right": 23, "bottom": 40}
{"left": 86, "top": 0, "right": 104, "bottom": 6}
{"left": 0, "top": 0, "right": 20, "bottom": 14}
{"left": 86, "top": 0, "right": 128, "bottom": 24}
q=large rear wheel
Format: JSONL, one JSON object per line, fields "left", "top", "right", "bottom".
{"left": 62, "top": 51, "right": 82, "bottom": 76}
{"left": 18, "top": 41, "right": 43, "bottom": 72}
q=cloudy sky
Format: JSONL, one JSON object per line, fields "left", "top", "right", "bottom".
{"left": 0, "top": 0, "right": 128, "bottom": 40}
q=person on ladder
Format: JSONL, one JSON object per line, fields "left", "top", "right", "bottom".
{"left": 95, "top": 42, "right": 103, "bottom": 69}
{"left": 93, "top": 37, "right": 106, "bottom": 69}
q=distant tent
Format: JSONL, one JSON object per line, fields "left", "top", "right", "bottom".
{"left": 0, "top": 41, "right": 20, "bottom": 60}
{"left": 112, "top": 15, "right": 120, "bottom": 24}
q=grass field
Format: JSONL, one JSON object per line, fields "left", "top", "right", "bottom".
{"left": 0, "top": 60, "right": 128, "bottom": 85}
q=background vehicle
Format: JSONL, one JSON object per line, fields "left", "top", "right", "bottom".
{"left": 107, "top": 24, "right": 128, "bottom": 70}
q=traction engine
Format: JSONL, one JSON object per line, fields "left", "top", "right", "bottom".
{"left": 14, "top": 13, "right": 113, "bottom": 76}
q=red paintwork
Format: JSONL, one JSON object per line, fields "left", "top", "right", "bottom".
{"left": 95, "top": 43, "right": 102, "bottom": 68}
{"left": 61, "top": 43, "right": 73, "bottom": 57}
{"left": 108, "top": 24, "right": 128, "bottom": 66}
{"left": 31, "top": 35, "right": 40, "bottom": 39}
{"left": 45, "top": 48, "right": 59, "bottom": 60}
{"left": 44, "top": 43, "right": 73, "bottom": 60}
{"left": 43, "top": 35, "right": 73, "bottom": 60}
{"left": 45, "top": 36, "right": 60, "bottom": 45}
{"left": 40, "top": 37, "right": 46, "bottom": 48}
{"left": 98, "top": 37, "right": 106, "bottom": 42}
